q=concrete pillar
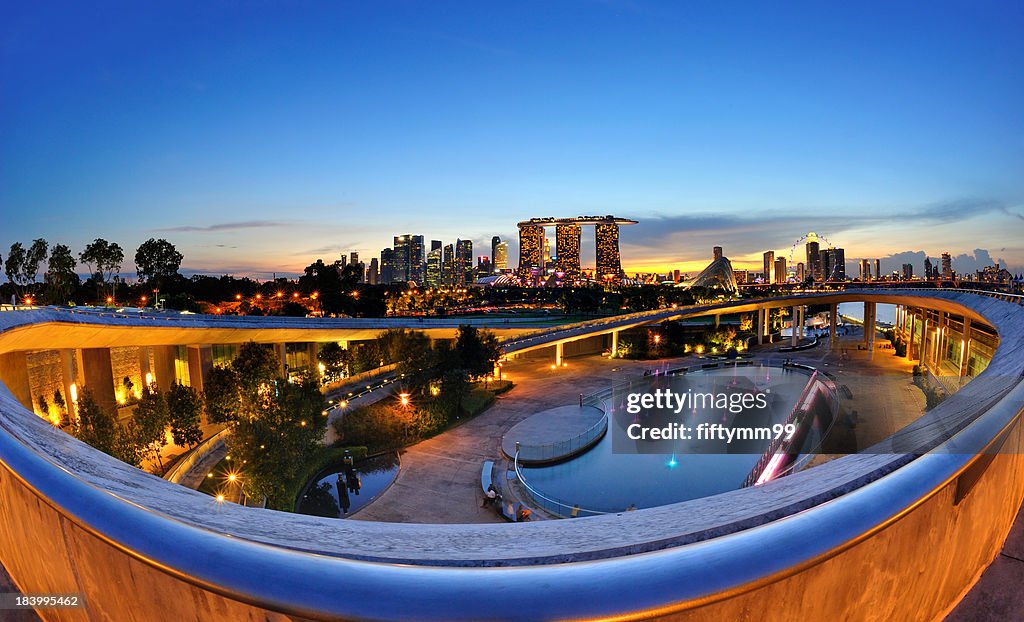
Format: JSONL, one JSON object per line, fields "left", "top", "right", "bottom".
{"left": 555, "top": 342, "right": 564, "bottom": 366}
{"left": 59, "top": 349, "right": 80, "bottom": 422}
{"left": 920, "top": 317, "right": 929, "bottom": 365}
{"left": 611, "top": 330, "right": 619, "bottom": 357}
{"left": 757, "top": 309, "right": 765, "bottom": 345}
{"left": 138, "top": 347, "right": 152, "bottom": 389}
{"left": 81, "top": 347, "right": 117, "bottom": 414}
{"left": 273, "top": 343, "right": 287, "bottom": 378}
{"left": 0, "top": 351, "right": 33, "bottom": 411}
{"left": 187, "top": 345, "right": 213, "bottom": 393}
{"left": 791, "top": 306, "right": 799, "bottom": 346}
{"left": 960, "top": 318, "right": 972, "bottom": 378}
{"left": 829, "top": 304, "right": 837, "bottom": 342}
{"left": 907, "top": 311, "right": 916, "bottom": 359}
{"left": 798, "top": 306, "right": 805, "bottom": 339}
{"left": 152, "top": 345, "right": 177, "bottom": 392}
{"left": 714, "top": 314, "right": 720, "bottom": 329}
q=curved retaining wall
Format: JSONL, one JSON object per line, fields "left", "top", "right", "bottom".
{"left": 0, "top": 290, "right": 1023, "bottom": 621}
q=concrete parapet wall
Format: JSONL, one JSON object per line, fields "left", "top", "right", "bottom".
{"left": 0, "top": 291, "right": 1022, "bottom": 620}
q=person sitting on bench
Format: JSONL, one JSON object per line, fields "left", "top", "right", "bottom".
{"left": 481, "top": 484, "right": 499, "bottom": 508}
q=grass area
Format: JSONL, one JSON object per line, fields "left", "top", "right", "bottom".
{"left": 335, "top": 381, "right": 514, "bottom": 454}
{"left": 279, "top": 445, "right": 367, "bottom": 511}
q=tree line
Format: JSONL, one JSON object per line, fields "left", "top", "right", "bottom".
{"left": 1, "top": 237, "right": 182, "bottom": 304}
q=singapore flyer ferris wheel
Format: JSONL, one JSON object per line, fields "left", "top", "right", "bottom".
{"left": 789, "top": 232, "right": 843, "bottom": 282}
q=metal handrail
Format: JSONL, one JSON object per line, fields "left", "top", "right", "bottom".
{"left": 513, "top": 449, "right": 613, "bottom": 517}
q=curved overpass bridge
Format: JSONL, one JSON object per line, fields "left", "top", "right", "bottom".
{"left": 1, "top": 290, "right": 1023, "bottom": 621}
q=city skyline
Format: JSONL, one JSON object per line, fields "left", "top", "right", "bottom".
{"left": 3, "top": 2, "right": 1024, "bottom": 278}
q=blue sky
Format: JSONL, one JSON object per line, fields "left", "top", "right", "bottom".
{"left": 2, "top": 0, "right": 1023, "bottom": 278}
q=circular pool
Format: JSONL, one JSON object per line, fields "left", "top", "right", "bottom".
{"left": 518, "top": 363, "right": 836, "bottom": 516}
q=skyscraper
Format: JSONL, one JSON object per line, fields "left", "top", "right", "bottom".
{"left": 796, "top": 262, "right": 805, "bottom": 282}
{"left": 494, "top": 241, "right": 508, "bottom": 272}
{"left": 595, "top": 223, "right": 623, "bottom": 281}
{"left": 409, "top": 235, "right": 424, "bottom": 284}
{"left": 713, "top": 246, "right": 723, "bottom": 261}
{"left": 350, "top": 252, "right": 359, "bottom": 267}
{"left": 426, "top": 248, "right": 442, "bottom": 288}
{"left": 806, "top": 239, "right": 821, "bottom": 282}
{"left": 941, "top": 253, "right": 953, "bottom": 278}
{"left": 924, "top": 257, "right": 934, "bottom": 280}
{"left": 392, "top": 236, "right": 410, "bottom": 283}
{"left": 820, "top": 248, "right": 846, "bottom": 281}
{"left": 367, "top": 258, "right": 379, "bottom": 285}
{"left": 874, "top": 259, "right": 881, "bottom": 281}
{"left": 859, "top": 259, "right": 871, "bottom": 281}
{"left": 380, "top": 248, "right": 394, "bottom": 284}
{"left": 902, "top": 263, "right": 914, "bottom": 280}
{"left": 456, "top": 239, "right": 473, "bottom": 285}
{"left": 543, "top": 237, "right": 551, "bottom": 268}
{"left": 555, "top": 224, "right": 582, "bottom": 277}
{"left": 774, "top": 257, "right": 787, "bottom": 284}
{"left": 763, "top": 251, "right": 775, "bottom": 284}
{"left": 443, "top": 244, "right": 455, "bottom": 286}
{"left": 518, "top": 224, "right": 544, "bottom": 278}
{"left": 491, "top": 236, "right": 501, "bottom": 268}
{"left": 431, "top": 240, "right": 442, "bottom": 253}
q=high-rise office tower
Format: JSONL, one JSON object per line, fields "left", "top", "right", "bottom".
{"left": 350, "top": 252, "right": 359, "bottom": 267}
{"left": 820, "top": 248, "right": 846, "bottom": 281}
{"left": 806, "top": 239, "right": 821, "bottom": 282}
{"left": 380, "top": 248, "right": 394, "bottom": 284}
{"left": 491, "top": 236, "right": 501, "bottom": 268}
{"left": 543, "top": 237, "right": 551, "bottom": 268}
{"left": 902, "top": 263, "right": 914, "bottom": 280}
{"left": 431, "top": 240, "right": 442, "bottom": 253}
{"left": 426, "top": 248, "right": 443, "bottom": 288}
{"left": 456, "top": 239, "right": 473, "bottom": 285}
{"left": 774, "top": 257, "right": 787, "bottom": 284}
{"left": 443, "top": 244, "right": 455, "bottom": 286}
{"left": 713, "top": 246, "right": 723, "bottom": 261}
{"left": 859, "top": 259, "right": 872, "bottom": 281}
{"left": 476, "top": 256, "right": 491, "bottom": 279}
{"left": 595, "top": 223, "right": 623, "bottom": 281}
{"left": 367, "top": 258, "right": 379, "bottom": 285}
{"left": 941, "top": 253, "right": 953, "bottom": 278}
{"left": 874, "top": 259, "right": 881, "bottom": 281}
{"left": 392, "top": 236, "right": 410, "bottom": 283}
{"left": 409, "top": 235, "right": 424, "bottom": 284}
{"left": 763, "top": 251, "right": 775, "bottom": 284}
{"left": 555, "top": 224, "right": 581, "bottom": 277}
{"left": 339, "top": 255, "right": 348, "bottom": 269}
{"left": 518, "top": 224, "right": 544, "bottom": 278}
{"left": 796, "top": 262, "right": 805, "bottom": 282}
{"left": 494, "top": 241, "right": 508, "bottom": 271}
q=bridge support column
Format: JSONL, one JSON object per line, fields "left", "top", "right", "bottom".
{"left": 757, "top": 309, "right": 765, "bottom": 345}
{"left": 610, "top": 330, "right": 619, "bottom": 357}
{"left": 81, "top": 347, "right": 117, "bottom": 414}
{"left": 960, "top": 318, "right": 972, "bottom": 379}
{"left": 273, "top": 343, "right": 287, "bottom": 378}
{"left": 555, "top": 342, "right": 563, "bottom": 366}
{"left": 920, "top": 317, "right": 929, "bottom": 365}
{"left": 791, "top": 306, "right": 799, "bottom": 346}
{"left": 60, "top": 349, "right": 81, "bottom": 423}
{"left": 714, "top": 314, "right": 720, "bottom": 329}
{"left": 187, "top": 345, "right": 213, "bottom": 394}
{"left": 907, "top": 310, "right": 916, "bottom": 359}
{"left": 830, "top": 304, "right": 837, "bottom": 343}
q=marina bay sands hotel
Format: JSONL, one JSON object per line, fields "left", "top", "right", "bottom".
{"left": 517, "top": 216, "right": 637, "bottom": 282}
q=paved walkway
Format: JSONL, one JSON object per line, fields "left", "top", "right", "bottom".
{"left": 353, "top": 354, "right": 695, "bottom": 524}
{"left": 500, "top": 405, "right": 604, "bottom": 462}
